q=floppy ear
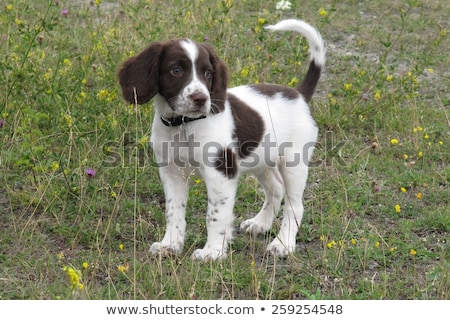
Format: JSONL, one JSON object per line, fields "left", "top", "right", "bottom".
{"left": 118, "top": 42, "right": 164, "bottom": 105}
{"left": 201, "top": 44, "right": 229, "bottom": 112}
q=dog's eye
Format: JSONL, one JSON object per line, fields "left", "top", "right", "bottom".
{"left": 204, "top": 69, "right": 213, "bottom": 79}
{"left": 170, "top": 67, "right": 183, "bottom": 77}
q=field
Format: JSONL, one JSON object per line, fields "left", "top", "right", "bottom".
{"left": 0, "top": 0, "right": 449, "bottom": 299}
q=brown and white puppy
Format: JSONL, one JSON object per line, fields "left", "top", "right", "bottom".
{"left": 118, "top": 19, "right": 325, "bottom": 261}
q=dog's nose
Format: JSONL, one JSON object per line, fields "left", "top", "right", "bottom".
{"left": 191, "top": 92, "right": 208, "bottom": 107}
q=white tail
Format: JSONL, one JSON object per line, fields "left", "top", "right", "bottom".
{"left": 265, "top": 19, "right": 326, "bottom": 68}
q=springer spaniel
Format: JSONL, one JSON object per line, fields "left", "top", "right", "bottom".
{"left": 118, "top": 19, "right": 325, "bottom": 261}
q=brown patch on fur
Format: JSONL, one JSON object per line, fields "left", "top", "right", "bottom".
{"left": 118, "top": 42, "right": 165, "bottom": 105}
{"left": 215, "top": 148, "right": 237, "bottom": 178}
{"left": 199, "top": 43, "right": 229, "bottom": 113}
{"left": 296, "top": 60, "right": 322, "bottom": 102}
{"left": 251, "top": 83, "right": 299, "bottom": 100}
{"left": 228, "top": 93, "right": 265, "bottom": 158}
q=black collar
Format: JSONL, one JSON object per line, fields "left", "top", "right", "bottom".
{"left": 160, "top": 115, "right": 206, "bottom": 127}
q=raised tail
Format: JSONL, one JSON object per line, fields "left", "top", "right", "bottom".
{"left": 265, "top": 19, "right": 326, "bottom": 102}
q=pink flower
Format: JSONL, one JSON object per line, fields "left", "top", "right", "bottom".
{"left": 85, "top": 168, "right": 96, "bottom": 177}
{"left": 0, "top": 119, "right": 5, "bottom": 128}
{"left": 61, "top": 9, "right": 68, "bottom": 16}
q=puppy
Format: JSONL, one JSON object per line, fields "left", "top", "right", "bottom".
{"left": 118, "top": 19, "right": 325, "bottom": 261}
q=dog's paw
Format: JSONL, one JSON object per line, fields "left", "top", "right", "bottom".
{"left": 240, "top": 217, "right": 272, "bottom": 235}
{"left": 149, "top": 241, "right": 183, "bottom": 256}
{"left": 266, "top": 238, "right": 295, "bottom": 257}
{"left": 191, "top": 247, "right": 227, "bottom": 261}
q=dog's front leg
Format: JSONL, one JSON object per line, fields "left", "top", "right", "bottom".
{"left": 191, "top": 168, "right": 239, "bottom": 261}
{"left": 149, "top": 165, "right": 189, "bottom": 256}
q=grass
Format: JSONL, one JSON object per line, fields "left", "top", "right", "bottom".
{"left": 0, "top": 0, "right": 449, "bottom": 299}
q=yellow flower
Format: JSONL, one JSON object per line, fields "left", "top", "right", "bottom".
{"left": 44, "top": 68, "right": 53, "bottom": 80}
{"left": 424, "top": 134, "right": 429, "bottom": 139}
{"left": 389, "top": 247, "right": 396, "bottom": 253}
{"left": 63, "top": 114, "right": 73, "bottom": 126}
{"left": 50, "top": 161, "right": 60, "bottom": 171}
{"left": 344, "top": 83, "right": 352, "bottom": 91}
{"left": 410, "top": 248, "right": 417, "bottom": 256}
{"left": 395, "top": 204, "right": 401, "bottom": 213}
{"left": 320, "top": 234, "right": 326, "bottom": 241}
{"left": 327, "top": 240, "right": 336, "bottom": 249}
{"left": 63, "top": 266, "right": 83, "bottom": 290}
{"left": 63, "top": 58, "right": 72, "bottom": 68}
{"left": 6, "top": 4, "right": 13, "bottom": 10}
{"left": 418, "top": 151, "right": 423, "bottom": 157}
{"left": 110, "top": 191, "right": 117, "bottom": 199}
{"left": 222, "top": 0, "right": 233, "bottom": 10}
{"left": 241, "top": 66, "right": 249, "bottom": 77}
{"left": 375, "top": 241, "right": 380, "bottom": 248}
{"left": 413, "top": 126, "right": 423, "bottom": 133}
{"left": 194, "top": 179, "right": 202, "bottom": 184}
{"left": 119, "top": 243, "right": 124, "bottom": 250}
{"left": 374, "top": 91, "right": 382, "bottom": 101}
{"left": 416, "top": 192, "right": 423, "bottom": 199}
{"left": 118, "top": 263, "right": 129, "bottom": 272}
{"left": 258, "top": 17, "right": 266, "bottom": 25}
{"left": 82, "top": 262, "right": 89, "bottom": 269}
{"left": 386, "top": 75, "right": 393, "bottom": 82}
{"left": 138, "top": 136, "right": 149, "bottom": 145}
{"left": 390, "top": 138, "right": 399, "bottom": 145}
{"left": 400, "top": 187, "right": 407, "bottom": 193}
{"left": 78, "top": 91, "right": 86, "bottom": 102}
{"left": 319, "top": 7, "right": 328, "bottom": 17}
{"left": 97, "top": 89, "right": 109, "bottom": 100}
{"left": 288, "top": 77, "right": 299, "bottom": 86}
{"left": 403, "top": 154, "right": 409, "bottom": 160}
{"left": 351, "top": 238, "right": 357, "bottom": 245}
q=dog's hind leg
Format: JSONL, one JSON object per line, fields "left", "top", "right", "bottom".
{"left": 266, "top": 161, "right": 309, "bottom": 256}
{"left": 240, "top": 168, "right": 284, "bottom": 235}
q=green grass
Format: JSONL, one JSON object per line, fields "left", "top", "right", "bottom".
{"left": 0, "top": 0, "right": 449, "bottom": 299}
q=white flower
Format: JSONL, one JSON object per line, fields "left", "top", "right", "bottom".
{"left": 276, "top": 0, "right": 292, "bottom": 10}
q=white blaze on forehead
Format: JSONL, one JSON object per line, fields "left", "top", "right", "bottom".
{"left": 180, "top": 40, "right": 199, "bottom": 66}
{"left": 179, "top": 39, "right": 208, "bottom": 96}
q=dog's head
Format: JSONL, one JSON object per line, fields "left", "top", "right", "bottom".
{"left": 118, "top": 39, "right": 229, "bottom": 117}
